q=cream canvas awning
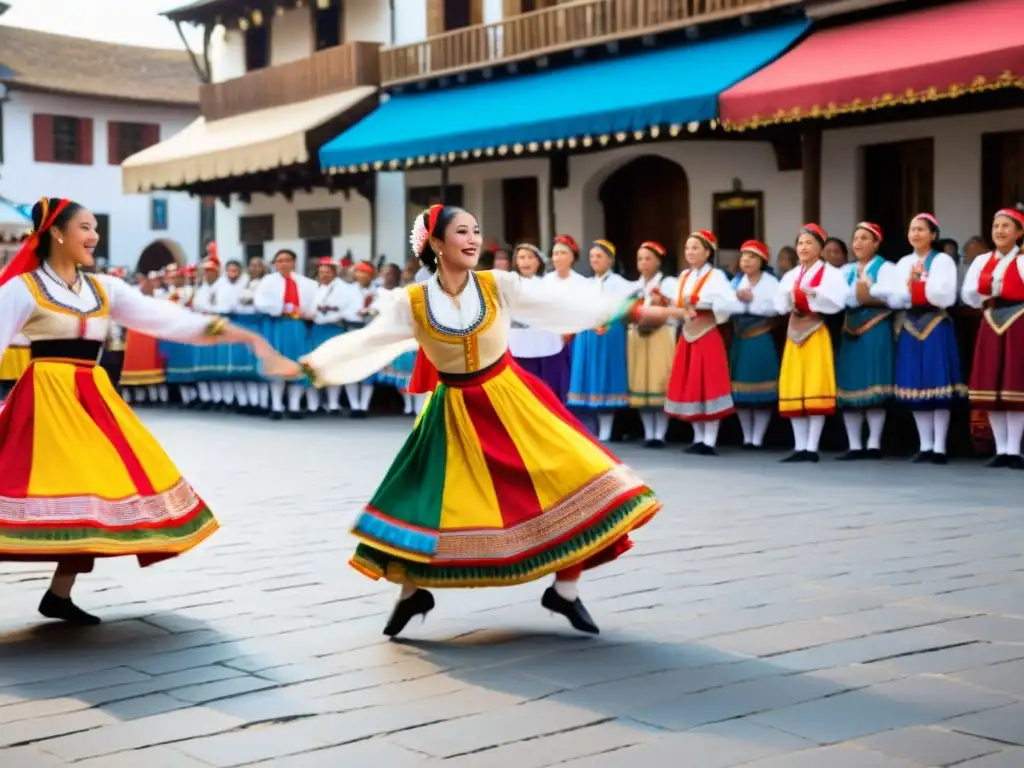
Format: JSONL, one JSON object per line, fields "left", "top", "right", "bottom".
{"left": 122, "top": 86, "right": 377, "bottom": 193}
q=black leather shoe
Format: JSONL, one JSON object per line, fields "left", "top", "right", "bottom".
{"left": 836, "top": 450, "right": 865, "bottom": 461}
{"left": 805, "top": 451, "right": 820, "bottom": 463}
{"left": 38, "top": 591, "right": 100, "bottom": 626}
{"left": 911, "top": 450, "right": 934, "bottom": 463}
{"left": 643, "top": 439, "right": 665, "bottom": 449}
{"left": 1007, "top": 455, "right": 1024, "bottom": 470}
{"left": 541, "top": 587, "right": 599, "bottom": 635}
{"left": 864, "top": 448, "right": 883, "bottom": 460}
{"left": 931, "top": 453, "right": 948, "bottom": 465}
{"left": 985, "top": 454, "right": 1010, "bottom": 468}
{"left": 781, "top": 450, "right": 808, "bottom": 463}
{"left": 383, "top": 589, "right": 435, "bottom": 637}
{"left": 269, "top": 411, "right": 284, "bottom": 421}
{"left": 683, "top": 442, "right": 703, "bottom": 454}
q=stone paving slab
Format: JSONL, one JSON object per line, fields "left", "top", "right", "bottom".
{"left": 0, "top": 413, "right": 1022, "bottom": 767}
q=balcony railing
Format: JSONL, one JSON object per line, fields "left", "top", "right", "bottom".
{"left": 381, "top": 0, "right": 801, "bottom": 86}
{"left": 200, "top": 41, "right": 381, "bottom": 121}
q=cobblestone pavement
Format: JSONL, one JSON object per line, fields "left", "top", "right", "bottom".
{"left": 2, "top": 412, "right": 1023, "bottom": 768}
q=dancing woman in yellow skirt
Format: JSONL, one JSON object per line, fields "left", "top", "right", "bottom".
{"left": 0, "top": 198, "right": 290, "bottom": 625}
{"left": 772, "top": 224, "right": 848, "bottom": 463}
{"left": 295, "top": 204, "right": 663, "bottom": 638}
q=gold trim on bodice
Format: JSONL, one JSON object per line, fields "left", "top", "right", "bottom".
{"left": 408, "top": 271, "right": 503, "bottom": 374}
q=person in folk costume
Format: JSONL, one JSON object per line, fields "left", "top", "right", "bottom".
{"left": 773, "top": 224, "right": 848, "bottom": 463}
{"left": 159, "top": 263, "right": 198, "bottom": 407}
{"left": 508, "top": 243, "right": 574, "bottom": 403}
{"left": 378, "top": 262, "right": 420, "bottom": 415}
{"left": 192, "top": 252, "right": 231, "bottom": 409}
{"left": 253, "top": 248, "right": 317, "bottom": 419}
{"left": 215, "top": 258, "right": 255, "bottom": 411}
{"left": 120, "top": 270, "right": 169, "bottom": 405}
{"left": 543, "top": 235, "right": 588, "bottom": 395}
{"left": 340, "top": 260, "right": 382, "bottom": 417}
{"left": 98, "top": 266, "right": 127, "bottom": 389}
{"left": 718, "top": 240, "right": 781, "bottom": 449}
{"left": 625, "top": 241, "right": 677, "bottom": 448}
{"left": 664, "top": 230, "right": 735, "bottom": 455}
{"left": 308, "top": 257, "right": 346, "bottom": 416}
{"left": 874, "top": 214, "right": 964, "bottom": 464}
{"left": 291, "top": 204, "right": 663, "bottom": 637}
{"left": 236, "top": 256, "right": 270, "bottom": 413}
{"left": 961, "top": 207, "right": 1024, "bottom": 469}
{"left": 0, "top": 198, "right": 290, "bottom": 624}
{"left": 835, "top": 222, "right": 898, "bottom": 460}
{"left": 566, "top": 239, "right": 637, "bottom": 442}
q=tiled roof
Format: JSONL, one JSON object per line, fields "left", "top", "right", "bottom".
{"left": 0, "top": 25, "right": 199, "bottom": 105}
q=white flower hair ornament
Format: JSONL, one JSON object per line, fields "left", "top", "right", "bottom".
{"left": 410, "top": 203, "right": 444, "bottom": 262}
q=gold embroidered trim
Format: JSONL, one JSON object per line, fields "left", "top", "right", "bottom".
{"left": 898, "top": 310, "right": 947, "bottom": 341}
{"left": 204, "top": 317, "right": 228, "bottom": 337}
{"left": 722, "top": 70, "right": 1024, "bottom": 132}
{"left": 843, "top": 310, "right": 892, "bottom": 337}
{"left": 982, "top": 304, "right": 1024, "bottom": 336}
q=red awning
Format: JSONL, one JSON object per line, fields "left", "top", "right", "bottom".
{"left": 719, "top": 0, "right": 1024, "bottom": 131}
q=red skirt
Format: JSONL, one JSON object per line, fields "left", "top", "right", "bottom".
{"left": 968, "top": 314, "right": 1024, "bottom": 410}
{"left": 407, "top": 348, "right": 439, "bottom": 394}
{"left": 664, "top": 329, "right": 735, "bottom": 422}
{"left": 120, "top": 331, "right": 165, "bottom": 387}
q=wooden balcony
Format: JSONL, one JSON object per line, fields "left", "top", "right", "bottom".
{"left": 201, "top": 41, "right": 381, "bottom": 122}
{"left": 381, "top": 0, "right": 802, "bottom": 86}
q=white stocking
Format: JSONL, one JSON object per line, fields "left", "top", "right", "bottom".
{"left": 287, "top": 384, "right": 305, "bottom": 412}
{"left": 789, "top": 416, "right": 809, "bottom": 451}
{"left": 737, "top": 409, "right": 754, "bottom": 444}
{"left": 989, "top": 411, "right": 1008, "bottom": 455}
{"left": 307, "top": 387, "right": 321, "bottom": 412}
{"left": 198, "top": 381, "right": 212, "bottom": 402}
{"left": 843, "top": 412, "right": 865, "bottom": 451}
{"left": 640, "top": 411, "right": 656, "bottom": 440}
{"left": 703, "top": 419, "right": 720, "bottom": 448}
{"left": 359, "top": 384, "right": 375, "bottom": 411}
{"left": 752, "top": 410, "right": 771, "bottom": 446}
{"left": 345, "top": 383, "right": 360, "bottom": 411}
{"left": 690, "top": 421, "right": 705, "bottom": 444}
{"left": 912, "top": 411, "right": 934, "bottom": 451}
{"left": 807, "top": 414, "right": 826, "bottom": 452}
{"left": 413, "top": 393, "right": 428, "bottom": 415}
{"left": 866, "top": 408, "right": 886, "bottom": 450}
{"left": 553, "top": 578, "right": 579, "bottom": 601}
{"left": 327, "top": 386, "right": 342, "bottom": 411}
{"left": 597, "top": 413, "right": 614, "bottom": 442}
{"left": 270, "top": 380, "right": 286, "bottom": 412}
{"left": 234, "top": 382, "right": 249, "bottom": 407}
{"left": 402, "top": 392, "right": 414, "bottom": 414}
{"left": 653, "top": 411, "right": 669, "bottom": 441}
{"left": 1006, "top": 412, "right": 1024, "bottom": 456}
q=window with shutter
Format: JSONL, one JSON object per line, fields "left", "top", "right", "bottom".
{"left": 52, "top": 116, "right": 79, "bottom": 163}
{"left": 239, "top": 215, "right": 275, "bottom": 244}
{"left": 78, "top": 118, "right": 93, "bottom": 165}
{"left": 33, "top": 114, "right": 54, "bottom": 163}
{"left": 297, "top": 209, "right": 342, "bottom": 240}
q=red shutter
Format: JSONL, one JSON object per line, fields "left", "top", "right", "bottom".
{"left": 33, "top": 114, "right": 54, "bottom": 162}
{"left": 78, "top": 118, "right": 94, "bottom": 165}
{"left": 107, "top": 121, "right": 120, "bottom": 165}
{"left": 142, "top": 123, "right": 160, "bottom": 150}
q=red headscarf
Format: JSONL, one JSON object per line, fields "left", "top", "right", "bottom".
{"left": 0, "top": 198, "right": 72, "bottom": 288}
{"left": 995, "top": 208, "right": 1024, "bottom": 230}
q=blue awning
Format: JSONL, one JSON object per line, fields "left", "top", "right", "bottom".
{"left": 320, "top": 20, "right": 809, "bottom": 172}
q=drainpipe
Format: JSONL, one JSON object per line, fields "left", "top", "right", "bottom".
{"left": 389, "top": 0, "right": 396, "bottom": 45}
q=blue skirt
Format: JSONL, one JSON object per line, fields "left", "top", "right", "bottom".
{"left": 567, "top": 324, "right": 629, "bottom": 410}
{"left": 837, "top": 315, "right": 894, "bottom": 409}
{"left": 894, "top": 317, "right": 966, "bottom": 409}
{"left": 379, "top": 349, "right": 417, "bottom": 391}
{"left": 224, "top": 313, "right": 262, "bottom": 381}
{"left": 267, "top": 317, "right": 311, "bottom": 382}
{"left": 160, "top": 339, "right": 196, "bottom": 385}
{"left": 729, "top": 332, "right": 779, "bottom": 407}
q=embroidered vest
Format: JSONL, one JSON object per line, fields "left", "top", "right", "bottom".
{"left": 677, "top": 268, "right": 717, "bottom": 343}
{"left": 730, "top": 274, "right": 777, "bottom": 339}
{"left": 843, "top": 256, "right": 892, "bottom": 337}
{"left": 978, "top": 252, "right": 1024, "bottom": 335}
{"left": 787, "top": 263, "right": 825, "bottom": 345}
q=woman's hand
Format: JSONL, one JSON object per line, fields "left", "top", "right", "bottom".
{"left": 735, "top": 288, "right": 754, "bottom": 303}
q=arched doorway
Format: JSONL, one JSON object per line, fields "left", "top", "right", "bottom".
{"left": 136, "top": 239, "right": 186, "bottom": 275}
{"left": 599, "top": 156, "right": 689, "bottom": 279}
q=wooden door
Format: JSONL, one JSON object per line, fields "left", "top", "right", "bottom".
{"left": 862, "top": 138, "right": 934, "bottom": 260}
{"left": 599, "top": 155, "right": 689, "bottom": 279}
{"left": 502, "top": 177, "right": 540, "bottom": 246}
{"left": 982, "top": 130, "right": 1024, "bottom": 239}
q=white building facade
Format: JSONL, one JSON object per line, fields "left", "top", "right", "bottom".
{"left": 0, "top": 26, "right": 202, "bottom": 269}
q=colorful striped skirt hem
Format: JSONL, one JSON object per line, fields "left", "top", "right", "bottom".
{"left": 349, "top": 353, "right": 660, "bottom": 588}
{"left": 0, "top": 359, "right": 218, "bottom": 568}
